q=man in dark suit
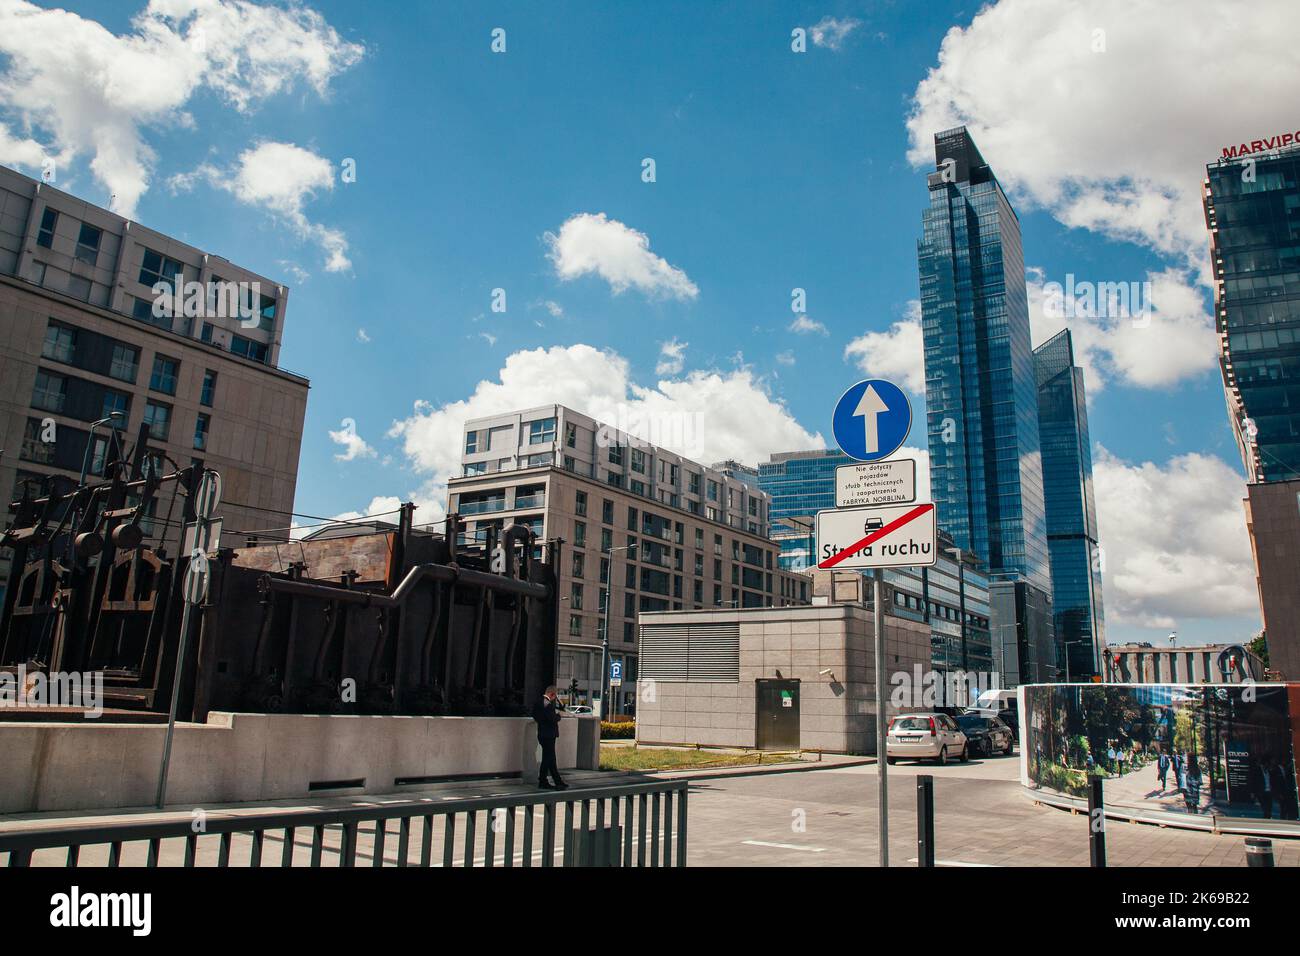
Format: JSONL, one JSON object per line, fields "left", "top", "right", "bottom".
{"left": 532, "top": 685, "right": 568, "bottom": 790}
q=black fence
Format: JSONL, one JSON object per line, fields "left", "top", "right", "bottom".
{"left": 0, "top": 780, "right": 687, "bottom": 868}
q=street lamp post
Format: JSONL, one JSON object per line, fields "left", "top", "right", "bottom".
{"left": 600, "top": 543, "right": 637, "bottom": 720}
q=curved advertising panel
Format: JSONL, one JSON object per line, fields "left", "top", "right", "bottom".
{"left": 1021, "top": 683, "right": 1300, "bottom": 832}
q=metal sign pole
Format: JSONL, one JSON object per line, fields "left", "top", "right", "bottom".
{"left": 155, "top": 469, "right": 221, "bottom": 809}
{"left": 155, "top": 595, "right": 193, "bottom": 808}
{"left": 875, "top": 567, "right": 888, "bottom": 867}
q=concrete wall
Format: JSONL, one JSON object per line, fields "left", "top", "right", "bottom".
{"left": 635, "top": 605, "right": 931, "bottom": 754}
{"left": 0, "top": 712, "right": 601, "bottom": 813}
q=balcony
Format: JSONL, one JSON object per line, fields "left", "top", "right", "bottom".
{"left": 459, "top": 497, "right": 506, "bottom": 516}
{"left": 514, "top": 492, "right": 546, "bottom": 509}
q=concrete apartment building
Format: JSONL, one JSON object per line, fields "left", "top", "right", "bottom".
{"left": 0, "top": 164, "right": 309, "bottom": 599}
{"left": 635, "top": 604, "right": 932, "bottom": 754}
{"left": 446, "top": 405, "right": 811, "bottom": 714}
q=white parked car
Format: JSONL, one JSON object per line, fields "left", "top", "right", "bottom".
{"left": 886, "top": 713, "right": 969, "bottom": 764}
{"left": 565, "top": 705, "right": 593, "bottom": 716}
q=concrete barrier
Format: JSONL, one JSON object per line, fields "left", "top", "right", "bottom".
{"left": 1, "top": 713, "right": 602, "bottom": 813}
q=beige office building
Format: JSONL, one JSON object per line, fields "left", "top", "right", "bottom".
{"left": 0, "top": 164, "right": 309, "bottom": 600}
{"left": 447, "top": 405, "right": 811, "bottom": 714}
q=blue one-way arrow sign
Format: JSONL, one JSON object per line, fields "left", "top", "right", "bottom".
{"left": 832, "top": 379, "right": 911, "bottom": 462}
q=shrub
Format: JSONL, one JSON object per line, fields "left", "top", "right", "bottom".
{"left": 601, "top": 720, "right": 636, "bottom": 739}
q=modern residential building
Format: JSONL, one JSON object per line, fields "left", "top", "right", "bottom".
{"left": 917, "top": 126, "right": 1055, "bottom": 681}
{"left": 0, "top": 164, "right": 309, "bottom": 607}
{"left": 1204, "top": 144, "right": 1300, "bottom": 679}
{"left": 1035, "top": 329, "right": 1105, "bottom": 680}
{"left": 447, "top": 405, "right": 810, "bottom": 714}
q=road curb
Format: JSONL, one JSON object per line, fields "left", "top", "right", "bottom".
{"left": 650, "top": 757, "right": 876, "bottom": 783}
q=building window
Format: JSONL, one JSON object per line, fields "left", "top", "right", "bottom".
{"left": 200, "top": 370, "right": 216, "bottom": 406}
{"left": 465, "top": 430, "right": 480, "bottom": 454}
{"left": 564, "top": 422, "right": 577, "bottom": 447}
{"left": 143, "top": 401, "right": 171, "bottom": 441}
{"left": 572, "top": 552, "right": 585, "bottom": 579}
{"left": 193, "top": 413, "right": 210, "bottom": 451}
{"left": 75, "top": 223, "right": 102, "bottom": 265}
{"left": 89, "top": 437, "right": 109, "bottom": 477}
{"left": 600, "top": 527, "right": 612, "bottom": 552}
{"left": 575, "top": 490, "right": 587, "bottom": 516}
{"left": 569, "top": 615, "right": 582, "bottom": 637}
{"left": 37, "top": 208, "right": 57, "bottom": 249}
{"left": 139, "top": 248, "right": 184, "bottom": 292}
{"left": 150, "top": 355, "right": 179, "bottom": 395}
{"left": 31, "top": 370, "right": 67, "bottom": 413}
{"left": 608, "top": 445, "right": 624, "bottom": 466}
{"left": 230, "top": 334, "right": 269, "bottom": 363}
{"left": 108, "top": 344, "right": 139, "bottom": 383}
{"left": 101, "top": 389, "right": 130, "bottom": 422}
{"left": 707, "top": 480, "right": 719, "bottom": 502}
{"left": 42, "top": 324, "right": 76, "bottom": 364}
{"left": 571, "top": 583, "right": 584, "bottom": 610}
{"left": 631, "top": 448, "right": 645, "bottom": 473}
{"left": 21, "top": 418, "right": 55, "bottom": 464}
{"left": 574, "top": 520, "right": 586, "bottom": 548}
{"left": 527, "top": 417, "right": 556, "bottom": 444}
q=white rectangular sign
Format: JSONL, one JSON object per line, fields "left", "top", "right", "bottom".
{"left": 835, "top": 459, "right": 917, "bottom": 508}
{"left": 815, "top": 503, "right": 938, "bottom": 570}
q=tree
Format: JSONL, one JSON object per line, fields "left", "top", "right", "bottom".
{"left": 1248, "top": 631, "right": 1269, "bottom": 668}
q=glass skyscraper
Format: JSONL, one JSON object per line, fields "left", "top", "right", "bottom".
{"left": 917, "top": 127, "right": 1055, "bottom": 682}
{"left": 1205, "top": 147, "right": 1300, "bottom": 482}
{"left": 1205, "top": 144, "right": 1300, "bottom": 680}
{"left": 757, "top": 449, "right": 852, "bottom": 570}
{"left": 1035, "top": 329, "right": 1104, "bottom": 680}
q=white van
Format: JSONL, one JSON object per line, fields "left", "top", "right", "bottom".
{"left": 973, "top": 688, "right": 1016, "bottom": 714}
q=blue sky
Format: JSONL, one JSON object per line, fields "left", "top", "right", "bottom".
{"left": 3, "top": 0, "right": 1295, "bottom": 646}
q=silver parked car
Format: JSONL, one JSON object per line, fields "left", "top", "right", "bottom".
{"left": 886, "top": 713, "right": 969, "bottom": 764}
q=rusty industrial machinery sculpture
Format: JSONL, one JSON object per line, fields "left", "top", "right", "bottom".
{"left": 2, "top": 436, "right": 560, "bottom": 722}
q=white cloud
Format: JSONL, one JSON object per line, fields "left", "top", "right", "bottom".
{"left": 545, "top": 212, "right": 699, "bottom": 300}
{"left": 656, "top": 337, "right": 688, "bottom": 375}
{"left": 388, "top": 344, "right": 823, "bottom": 513}
{"left": 809, "top": 16, "right": 861, "bottom": 51}
{"left": 1027, "top": 267, "right": 1217, "bottom": 392}
{"left": 775, "top": 350, "right": 796, "bottom": 366}
{"left": 277, "top": 260, "right": 309, "bottom": 285}
{"left": 905, "top": 0, "right": 1300, "bottom": 274}
{"left": 479, "top": 332, "right": 497, "bottom": 346}
{"left": 1093, "top": 446, "right": 1257, "bottom": 630}
{"left": 843, "top": 300, "right": 926, "bottom": 393}
{"left": 170, "top": 141, "right": 350, "bottom": 271}
{"left": 356, "top": 328, "right": 370, "bottom": 344}
{"left": 788, "top": 315, "right": 828, "bottom": 336}
{"left": 0, "top": 0, "right": 362, "bottom": 218}
{"left": 0, "top": 122, "right": 47, "bottom": 168}
{"left": 328, "top": 418, "right": 375, "bottom": 462}
{"left": 543, "top": 300, "right": 564, "bottom": 318}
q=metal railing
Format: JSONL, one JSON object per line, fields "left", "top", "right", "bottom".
{"left": 0, "top": 780, "right": 688, "bottom": 869}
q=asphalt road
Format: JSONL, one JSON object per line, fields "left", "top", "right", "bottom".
{"left": 682, "top": 750, "right": 1300, "bottom": 866}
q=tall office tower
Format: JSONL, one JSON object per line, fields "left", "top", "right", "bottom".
{"left": 917, "top": 127, "right": 1055, "bottom": 683}
{"left": 0, "top": 165, "right": 309, "bottom": 610}
{"left": 1034, "top": 329, "right": 1105, "bottom": 680}
{"left": 1205, "top": 142, "right": 1300, "bottom": 679}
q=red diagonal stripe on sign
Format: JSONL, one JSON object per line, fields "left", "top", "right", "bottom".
{"left": 817, "top": 503, "right": 934, "bottom": 570}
